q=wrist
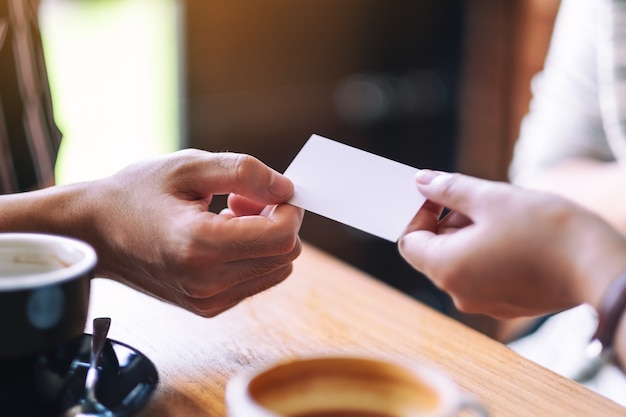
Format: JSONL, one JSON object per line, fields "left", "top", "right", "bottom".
{"left": 0, "top": 181, "right": 105, "bottom": 257}
{"left": 572, "top": 225, "right": 626, "bottom": 309}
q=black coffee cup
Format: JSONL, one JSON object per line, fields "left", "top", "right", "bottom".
{"left": 0, "top": 233, "right": 96, "bottom": 415}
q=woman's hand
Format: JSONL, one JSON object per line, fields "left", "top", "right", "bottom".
{"left": 399, "top": 170, "right": 626, "bottom": 319}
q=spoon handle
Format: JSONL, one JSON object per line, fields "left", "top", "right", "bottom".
{"left": 85, "top": 317, "right": 111, "bottom": 403}
{"left": 92, "top": 317, "right": 111, "bottom": 369}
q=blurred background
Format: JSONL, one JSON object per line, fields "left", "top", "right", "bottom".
{"left": 40, "top": 0, "right": 560, "bottom": 337}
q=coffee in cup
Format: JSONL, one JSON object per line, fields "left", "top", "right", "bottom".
{"left": 226, "top": 355, "right": 488, "bottom": 417}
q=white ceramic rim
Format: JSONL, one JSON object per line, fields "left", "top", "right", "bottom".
{"left": 0, "top": 233, "right": 97, "bottom": 289}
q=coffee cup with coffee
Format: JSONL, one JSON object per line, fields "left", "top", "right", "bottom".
{"left": 226, "top": 355, "right": 488, "bottom": 417}
{"left": 0, "top": 233, "right": 97, "bottom": 416}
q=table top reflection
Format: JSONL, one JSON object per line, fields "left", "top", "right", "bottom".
{"left": 86, "top": 243, "right": 626, "bottom": 417}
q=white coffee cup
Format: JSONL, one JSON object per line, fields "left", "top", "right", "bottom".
{"left": 226, "top": 355, "right": 488, "bottom": 417}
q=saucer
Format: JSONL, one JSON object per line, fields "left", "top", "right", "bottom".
{"left": 57, "top": 333, "right": 159, "bottom": 417}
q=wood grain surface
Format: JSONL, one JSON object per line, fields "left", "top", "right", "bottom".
{"left": 87, "top": 243, "right": 626, "bottom": 417}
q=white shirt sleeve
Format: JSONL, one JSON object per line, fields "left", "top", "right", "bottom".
{"left": 509, "top": 0, "right": 613, "bottom": 186}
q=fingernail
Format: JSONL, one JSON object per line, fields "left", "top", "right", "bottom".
{"left": 415, "top": 169, "right": 440, "bottom": 185}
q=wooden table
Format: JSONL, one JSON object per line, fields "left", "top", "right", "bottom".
{"left": 86, "top": 243, "right": 626, "bottom": 416}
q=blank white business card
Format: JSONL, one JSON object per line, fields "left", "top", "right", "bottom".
{"left": 283, "top": 134, "right": 426, "bottom": 242}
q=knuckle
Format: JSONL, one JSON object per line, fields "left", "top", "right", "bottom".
{"left": 245, "top": 258, "right": 294, "bottom": 280}
{"left": 245, "top": 266, "right": 292, "bottom": 295}
{"left": 176, "top": 148, "right": 203, "bottom": 159}
{"left": 437, "top": 172, "right": 462, "bottom": 200}
{"left": 179, "top": 279, "right": 222, "bottom": 299}
{"left": 233, "top": 154, "right": 260, "bottom": 182}
{"left": 276, "top": 234, "right": 302, "bottom": 257}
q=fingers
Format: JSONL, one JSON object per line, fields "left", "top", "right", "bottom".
{"left": 226, "top": 154, "right": 294, "bottom": 203}
{"left": 173, "top": 183, "right": 303, "bottom": 266}
{"left": 177, "top": 151, "right": 294, "bottom": 205}
{"left": 141, "top": 235, "right": 302, "bottom": 318}
{"left": 209, "top": 202, "right": 304, "bottom": 261}
{"left": 182, "top": 263, "right": 295, "bottom": 317}
{"left": 402, "top": 199, "right": 444, "bottom": 235}
{"left": 226, "top": 193, "right": 268, "bottom": 216}
{"left": 141, "top": 262, "right": 295, "bottom": 318}
{"left": 121, "top": 209, "right": 303, "bottom": 318}
{"left": 178, "top": 236, "right": 302, "bottom": 299}
{"left": 437, "top": 210, "right": 473, "bottom": 233}
{"left": 167, "top": 243, "right": 300, "bottom": 317}
{"left": 398, "top": 210, "right": 475, "bottom": 281}
{"left": 414, "top": 170, "right": 504, "bottom": 221}
{"left": 397, "top": 230, "right": 430, "bottom": 273}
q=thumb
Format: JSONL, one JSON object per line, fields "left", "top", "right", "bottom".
{"left": 193, "top": 153, "right": 294, "bottom": 204}
{"left": 414, "top": 170, "right": 490, "bottom": 219}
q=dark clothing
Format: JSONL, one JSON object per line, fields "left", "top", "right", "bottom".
{"left": 0, "top": 0, "right": 61, "bottom": 193}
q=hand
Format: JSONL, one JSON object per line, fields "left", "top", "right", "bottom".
{"left": 398, "top": 170, "right": 626, "bottom": 319}
{"left": 84, "top": 149, "right": 304, "bottom": 317}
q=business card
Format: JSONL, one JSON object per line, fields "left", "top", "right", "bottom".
{"left": 283, "top": 134, "right": 426, "bottom": 242}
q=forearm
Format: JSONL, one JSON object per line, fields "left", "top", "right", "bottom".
{"left": 0, "top": 182, "right": 99, "bottom": 242}
{"left": 519, "top": 158, "right": 626, "bottom": 235}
